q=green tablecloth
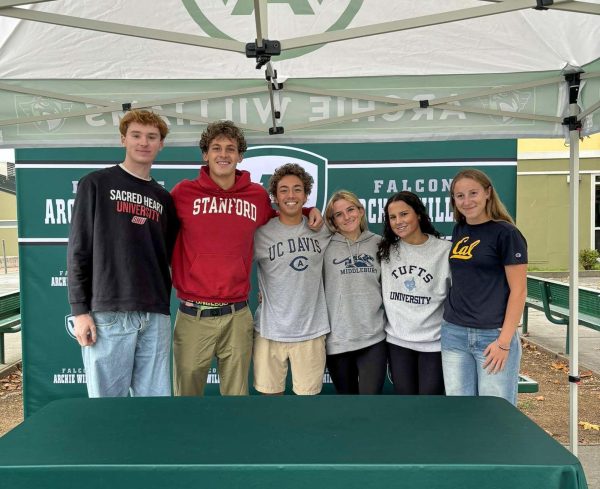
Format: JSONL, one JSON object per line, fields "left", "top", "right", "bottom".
{"left": 0, "top": 396, "right": 587, "bottom": 489}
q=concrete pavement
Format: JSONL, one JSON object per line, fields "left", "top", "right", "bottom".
{"left": 520, "top": 280, "right": 600, "bottom": 489}
{"left": 0, "top": 271, "right": 20, "bottom": 374}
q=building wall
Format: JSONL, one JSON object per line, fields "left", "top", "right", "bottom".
{"left": 517, "top": 135, "right": 600, "bottom": 270}
{"left": 0, "top": 190, "right": 18, "bottom": 257}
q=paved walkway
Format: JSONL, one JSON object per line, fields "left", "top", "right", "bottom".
{"left": 520, "top": 277, "right": 600, "bottom": 489}
{"left": 1, "top": 271, "right": 598, "bottom": 487}
{"left": 0, "top": 271, "right": 20, "bottom": 371}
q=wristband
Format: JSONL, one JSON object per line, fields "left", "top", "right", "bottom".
{"left": 496, "top": 340, "right": 510, "bottom": 352}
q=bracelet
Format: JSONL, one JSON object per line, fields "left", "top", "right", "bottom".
{"left": 496, "top": 340, "right": 510, "bottom": 352}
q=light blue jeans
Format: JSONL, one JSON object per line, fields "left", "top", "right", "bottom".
{"left": 441, "top": 320, "right": 521, "bottom": 405}
{"left": 83, "top": 311, "right": 171, "bottom": 398}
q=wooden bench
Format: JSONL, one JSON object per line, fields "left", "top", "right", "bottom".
{"left": 0, "top": 291, "right": 21, "bottom": 364}
{"left": 523, "top": 275, "right": 600, "bottom": 354}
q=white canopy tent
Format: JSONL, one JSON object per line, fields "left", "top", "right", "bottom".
{"left": 1, "top": 0, "right": 599, "bottom": 454}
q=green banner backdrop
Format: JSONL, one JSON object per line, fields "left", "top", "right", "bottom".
{"left": 16, "top": 140, "right": 516, "bottom": 415}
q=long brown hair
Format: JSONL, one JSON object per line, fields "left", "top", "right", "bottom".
{"left": 450, "top": 169, "right": 514, "bottom": 224}
{"left": 377, "top": 191, "right": 440, "bottom": 263}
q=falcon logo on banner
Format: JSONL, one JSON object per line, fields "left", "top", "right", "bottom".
{"left": 242, "top": 145, "right": 328, "bottom": 212}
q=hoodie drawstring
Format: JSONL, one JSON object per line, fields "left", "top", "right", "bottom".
{"left": 345, "top": 238, "right": 360, "bottom": 267}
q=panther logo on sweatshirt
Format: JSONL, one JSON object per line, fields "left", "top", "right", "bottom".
{"left": 333, "top": 253, "right": 376, "bottom": 275}
{"left": 333, "top": 253, "right": 374, "bottom": 268}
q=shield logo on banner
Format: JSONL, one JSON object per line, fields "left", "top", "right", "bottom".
{"left": 64, "top": 314, "right": 76, "bottom": 340}
{"left": 181, "top": 0, "right": 363, "bottom": 60}
{"left": 479, "top": 91, "right": 532, "bottom": 125}
{"left": 242, "top": 145, "right": 328, "bottom": 211}
{"left": 16, "top": 96, "right": 72, "bottom": 133}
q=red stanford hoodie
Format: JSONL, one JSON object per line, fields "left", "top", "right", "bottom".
{"left": 171, "top": 166, "right": 274, "bottom": 303}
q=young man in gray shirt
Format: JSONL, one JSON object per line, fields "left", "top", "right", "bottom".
{"left": 253, "top": 163, "right": 332, "bottom": 395}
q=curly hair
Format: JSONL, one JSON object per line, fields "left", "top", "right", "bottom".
{"left": 324, "top": 190, "right": 367, "bottom": 234}
{"left": 450, "top": 168, "right": 514, "bottom": 224}
{"left": 377, "top": 191, "right": 440, "bottom": 262}
{"left": 119, "top": 110, "right": 169, "bottom": 140}
{"left": 199, "top": 120, "right": 247, "bottom": 155}
{"left": 268, "top": 163, "right": 313, "bottom": 197}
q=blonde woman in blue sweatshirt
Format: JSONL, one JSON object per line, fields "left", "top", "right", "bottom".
{"left": 377, "top": 191, "right": 451, "bottom": 395}
{"left": 323, "top": 190, "right": 388, "bottom": 394}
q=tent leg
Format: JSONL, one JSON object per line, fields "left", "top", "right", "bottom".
{"left": 565, "top": 72, "right": 582, "bottom": 456}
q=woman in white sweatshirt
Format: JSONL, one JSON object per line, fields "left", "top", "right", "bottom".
{"left": 323, "top": 190, "right": 388, "bottom": 394}
{"left": 377, "top": 191, "right": 451, "bottom": 395}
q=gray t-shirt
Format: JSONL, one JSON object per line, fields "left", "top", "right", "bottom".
{"left": 254, "top": 216, "right": 332, "bottom": 342}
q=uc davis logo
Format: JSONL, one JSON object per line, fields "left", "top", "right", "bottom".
{"left": 182, "top": 0, "right": 363, "bottom": 60}
{"left": 289, "top": 256, "right": 309, "bottom": 272}
{"left": 243, "top": 145, "right": 328, "bottom": 212}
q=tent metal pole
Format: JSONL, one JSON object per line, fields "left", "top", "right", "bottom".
{"left": 253, "top": 0, "right": 268, "bottom": 48}
{"left": 0, "top": 7, "right": 245, "bottom": 53}
{"left": 578, "top": 99, "right": 600, "bottom": 120}
{"left": 281, "top": 0, "right": 573, "bottom": 50}
{"left": 0, "top": 0, "right": 54, "bottom": 7}
{"left": 0, "top": 81, "right": 268, "bottom": 107}
{"left": 151, "top": 109, "right": 267, "bottom": 133}
{"left": 283, "top": 98, "right": 560, "bottom": 132}
{"left": 264, "top": 62, "right": 283, "bottom": 134}
{"left": 565, "top": 73, "right": 581, "bottom": 456}
{"left": 285, "top": 74, "right": 564, "bottom": 106}
{"left": 538, "top": 1, "right": 600, "bottom": 14}
{"left": 480, "top": 0, "right": 600, "bottom": 15}
{"left": 0, "top": 81, "right": 113, "bottom": 105}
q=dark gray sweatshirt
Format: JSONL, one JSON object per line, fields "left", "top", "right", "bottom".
{"left": 67, "top": 165, "right": 178, "bottom": 316}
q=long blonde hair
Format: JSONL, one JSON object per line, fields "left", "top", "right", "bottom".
{"left": 325, "top": 190, "right": 368, "bottom": 234}
{"left": 450, "top": 169, "right": 514, "bottom": 224}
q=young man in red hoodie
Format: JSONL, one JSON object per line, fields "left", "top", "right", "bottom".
{"left": 170, "top": 121, "right": 322, "bottom": 396}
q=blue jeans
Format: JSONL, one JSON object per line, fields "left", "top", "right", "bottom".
{"left": 83, "top": 311, "right": 171, "bottom": 398}
{"left": 441, "top": 320, "right": 521, "bottom": 405}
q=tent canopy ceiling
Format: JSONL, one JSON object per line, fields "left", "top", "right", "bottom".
{"left": 0, "top": 0, "right": 599, "bottom": 146}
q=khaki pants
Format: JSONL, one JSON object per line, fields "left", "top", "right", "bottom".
{"left": 173, "top": 306, "right": 253, "bottom": 396}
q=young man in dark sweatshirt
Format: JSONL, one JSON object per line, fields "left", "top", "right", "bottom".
{"left": 67, "top": 109, "right": 179, "bottom": 398}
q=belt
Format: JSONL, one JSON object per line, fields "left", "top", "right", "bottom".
{"left": 179, "top": 301, "right": 248, "bottom": 318}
